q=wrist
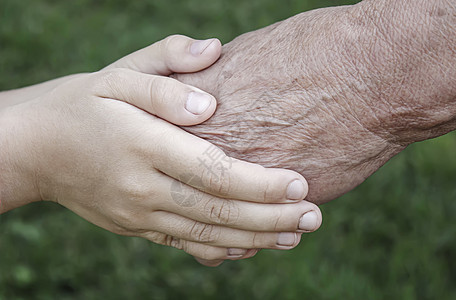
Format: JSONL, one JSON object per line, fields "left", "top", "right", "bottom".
{"left": 0, "top": 105, "right": 42, "bottom": 213}
{"left": 343, "top": 0, "right": 456, "bottom": 145}
{"left": 0, "top": 74, "right": 85, "bottom": 111}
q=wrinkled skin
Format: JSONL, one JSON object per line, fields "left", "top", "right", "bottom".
{"left": 175, "top": 1, "right": 456, "bottom": 204}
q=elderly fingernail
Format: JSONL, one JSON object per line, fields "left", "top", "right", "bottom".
{"left": 299, "top": 211, "right": 318, "bottom": 231}
{"left": 286, "top": 179, "right": 305, "bottom": 200}
{"left": 277, "top": 233, "right": 297, "bottom": 247}
{"left": 227, "top": 248, "right": 247, "bottom": 257}
{"left": 244, "top": 249, "right": 259, "bottom": 258}
{"left": 190, "top": 39, "right": 215, "bottom": 56}
{"left": 186, "top": 92, "right": 212, "bottom": 115}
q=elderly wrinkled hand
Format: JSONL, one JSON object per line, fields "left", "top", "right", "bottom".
{"left": 176, "top": 0, "right": 456, "bottom": 205}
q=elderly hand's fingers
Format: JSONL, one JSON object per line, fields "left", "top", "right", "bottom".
{"left": 104, "top": 35, "right": 222, "bottom": 75}
{"left": 148, "top": 118, "right": 309, "bottom": 203}
{"left": 142, "top": 231, "right": 255, "bottom": 263}
{"left": 89, "top": 68, "right": 216, "bottom": 126}
{"left": 194, "top": 257, "right": 224, "bottom": 267}
{"left": 194, "top": 249, "right": 259, "bottom": 267}
{"left": 150, "top": 172, "right": 321, "bottom": 232}
{"left": 140, "top": 211, "right": 306, "bottom": 250}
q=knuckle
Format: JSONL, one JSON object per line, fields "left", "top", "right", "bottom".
{"left": 271, "top": 208, "right": 284, "bottom": 231}
{"left": 204, "top": 199, "right": 239, "bottom": 225}
{"left": 168, "top": 236, "right": 184, "bottom": 250}
{"left": 188, "top": 221, "right": 219, "bottom": 243}
{"left": 261, "top": 168, "right": 292, "bottom": 203}
{"left": 96, "top": 68, "right": 123, "bottom": 86}
{"left": 251, "top": 232, "right": 261, "bottom": 248}
{"left": 249, "top": 232, "right": 278, "bottom": 249}
{"left": 108, "top": 224, "right": 132, "bottom": 236}
{"left": 118, "top": 174, "right": 157, "bottom": 202}
{"left": 148, "top": 76, "right": 172, "bottom": 112}
{"left": 261, "top": 174, "right": 273, "bottom": 203}
{"left": 111, "top": 209, "right": 141, "bottom": 233}
{"left": 107, "top": 180, "right": 157, "bottom": 232}
{"left": 202, "top": 157, "right": 233, "bottom": 196}
{"left": 160, "top": 34, "right": 185, "bottom": 69}
{"left": 146, "top": 232, "right": 184, "bottom": 250}
{"left": 89, "top": 68, "right": 128, "bottom": 95}
{"left": 144, "top": 231, "right": 165, "bottom": 243}
{"left": 253, "top": 233, "right": 276, "bottom": 249}
{"left": 163, "top": 34, "right": 184, "bottom": 49}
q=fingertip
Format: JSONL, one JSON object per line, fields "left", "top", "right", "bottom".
{"left": 286, "top": 177, "right": 308, "bottom": 202}
{"left": 190, "top": 38, "right": 221, "bottom": 56}
{"left": 314, "top": 206, "right": 323, "bottom": 230}
{"left": 259, "top": 168, "right": 309, "bottom": 203}
{"left": 180, "top": 88, "right": 217, "bottom": 126}
{"left": 185, "top": 91, "right": 216, "bottom": 116}
{"left": 195, "top": 257, "right": 224, "bottom": 267}
{"left": 297, "top": 206, "right": 323, "bottom": 232}
{"left": 204, "top": 38, "right": 222, "bottom": 59}
{"left": 153, "top": 76, "right": 217, "bottom": 126}
{"left": 301, "top": 177, "right": 309, "bottom": 199}
{"left": 227, "top": 249, "right": 259, "bottom": 261}
{"left": 244, "top": 249, "right": 259, "bottom": 259}
{"left": 187, "top": 38, "right": 222, "bottom": 67}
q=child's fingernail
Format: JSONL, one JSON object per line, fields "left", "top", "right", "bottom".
{"left": 276, "top": 233, "right": 297, "bottom": 247}
{"left": 186, "top": 91, "right": 212, "bottom": 115}
{"left": 190, "top": 39, "right": 215, "bottom": 56}
{"left": 286, "top": 179, "right": 306, "bottom": 200}
{"left": 227, "top": 248, "right": 247, "bottom": 258}
{"left": 298, "top": 211, "right": 318, "bottom": 231}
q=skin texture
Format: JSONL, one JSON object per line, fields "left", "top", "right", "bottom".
{"left": 175, "top": 0, "right": 456, "bottom": 205}
{"left": 0, "top": 35, "right": 322, "bottom": 265}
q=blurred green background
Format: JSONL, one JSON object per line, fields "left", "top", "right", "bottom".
{"left": 1, "top": 0, "right": 456, "bottom": 299}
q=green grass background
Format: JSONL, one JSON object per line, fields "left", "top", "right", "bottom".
{"left": 1, "top": 0, "right": 456, "bottom": 299}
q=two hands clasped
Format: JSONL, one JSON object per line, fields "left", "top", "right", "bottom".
{"left": 0, "top": 35, "right": 322, "bottom": 266}
{"left": 3, "top": 0, "right": 454, "bottom": 267}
